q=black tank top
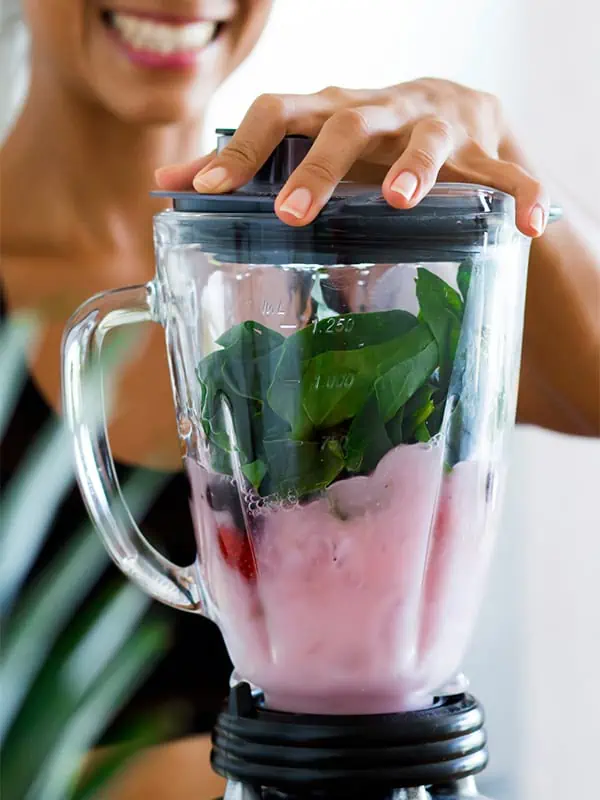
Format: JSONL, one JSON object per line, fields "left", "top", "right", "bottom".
{"left": 0, "top": 294, "right": 232, "bottom": 740}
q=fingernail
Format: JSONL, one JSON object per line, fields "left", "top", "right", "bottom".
{"left": 390, "top": 171, "right": 419, "bottom": 201}
{"left": 279, "top": 187, "right": 313, "bottom": 219}
{"left": 193, "top": 165, "right": 230, "bottom": 192}
{"left": 529, "top": 204, "right": 546, "bottom": 236}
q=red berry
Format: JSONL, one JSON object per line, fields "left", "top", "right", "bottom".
{"left": 217, "top": 525, "right": 257, "bottom": 582}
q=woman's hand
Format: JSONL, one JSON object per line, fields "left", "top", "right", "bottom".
{"left": 156, "top": 79, "right": 548, "bottom": 237}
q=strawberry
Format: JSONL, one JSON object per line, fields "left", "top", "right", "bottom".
{"left": 217, "top": 525, "right": 257, "bottom": 582}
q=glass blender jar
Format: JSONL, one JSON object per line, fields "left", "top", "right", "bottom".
{"left": 62, "top": 131, "right": 545, "bottom": 799}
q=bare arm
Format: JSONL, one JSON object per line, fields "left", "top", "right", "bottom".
{"left": 518, "top": 220, "right": 600, "bottom": 435}
{"left": 499, "top": 134, "right": 600, "bottom": 436}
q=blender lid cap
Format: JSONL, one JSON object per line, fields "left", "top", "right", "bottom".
{"left": 152, "top": 129, "right": 524, "bottom": 220}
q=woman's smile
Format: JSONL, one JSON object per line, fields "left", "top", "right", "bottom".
{"left": 100, "top": 5, "right": 230, "bottom": 69}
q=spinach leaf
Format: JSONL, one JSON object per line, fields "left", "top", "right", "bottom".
{"left": 386, "top": 407, "right": 405, "bottom": 448}
{"left": 401, "top": 384, "right": 436, "bottom": 443}
{"left": 345, "top": 392, "right": 394, "bottom": 474}
{"left": 216, "top": 320, "right": 284, "bottom": 356}
{"left": 457, "top": 258, "right": 473, "bottom": 304}
{"left": 196, "top": 282, "right": 467, "bottom": 499}
{"left": 268, "top": 310, "right": 420, "bottom": 438}
{"left": 263, "top": 438, "right": 345, "bottom": 497}
{"left": 241, "top": 459, "right": 267, "bottom": 492}
{"left": 374, "top": 333, "right": 438, "bottom": 422}
{"left": 219, "top": 322, "right": 284, "bottom": 402}
{"left": 415, "top": 267, "right": 463, "bottom": 391}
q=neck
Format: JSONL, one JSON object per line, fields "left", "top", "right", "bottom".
{"left": 2, "top": 63, "right": 205, "bottom": 257}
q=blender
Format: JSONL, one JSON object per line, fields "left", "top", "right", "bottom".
{"left": 62, "top": 130, "right": 548, "bottom": 799}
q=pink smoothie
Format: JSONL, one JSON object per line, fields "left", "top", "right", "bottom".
{"left": 187, "top": 442, "right": 492, "bottom": 715}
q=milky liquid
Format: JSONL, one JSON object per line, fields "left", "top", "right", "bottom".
{"left": 187, "top": 441, "right": 494, "bottom": 714}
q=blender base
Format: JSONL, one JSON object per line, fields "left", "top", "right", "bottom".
{"left": 211, "top": 683, "right": 489, "bottom": 799}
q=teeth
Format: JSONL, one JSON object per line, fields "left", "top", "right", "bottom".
{"left": 112, "top": 13, "right": 217, "bottom": 53}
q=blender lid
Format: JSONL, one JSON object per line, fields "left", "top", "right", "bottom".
{"left": 153, "top": 128, "right": 514, "bottom": 220}
{"left": 152, "top": 129, "right": 561, "bottom": 263}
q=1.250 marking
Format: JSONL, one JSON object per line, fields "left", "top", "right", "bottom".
{"left": 312, "top": 317, "right": 356, "bottom": 335}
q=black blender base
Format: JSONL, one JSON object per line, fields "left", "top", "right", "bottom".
{"left": 211, "top": 683, "right": 489, "bottom": 799}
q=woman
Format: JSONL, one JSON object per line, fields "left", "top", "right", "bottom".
{"left": 1, "top": 0, "right": 599, "bottom": 740}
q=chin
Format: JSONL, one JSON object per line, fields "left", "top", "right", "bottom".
{"left": 104, "top": 85, "right": 214, "bottom": 127}
{"left": 87, "top": 7, "right": 238, "bottom": 126}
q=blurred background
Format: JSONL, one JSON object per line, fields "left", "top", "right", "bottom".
{"left": 2, "top": 1, "right": 599, "bottom": 799}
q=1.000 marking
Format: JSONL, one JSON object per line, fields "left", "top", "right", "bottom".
{"left": 312, "top": 317, "right": 356, "bottom": 334}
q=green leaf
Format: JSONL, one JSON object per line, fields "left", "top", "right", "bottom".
{"left": 25, "top": 622, "right": 167, "bottom": 800}
{"left": 216, "top": 320, "right": 284, "bottom": 355}
{"left": 267, "top": 310, "right": 419, "bottom": 435}
{"left": 415, "top": 267, "right": 463, "bottom": 391}
{"left": 0, "top": 531, "right": 108, "bottom": 745}
{"left": 270, "top": 316, "right": 425, "bottom": 438}
{"left": 0, "top": 468, "right": 166, "bottom": 744}
{"left": 0, "top": 314, "right": 38, "bottom": 437}
{"left": 264, "top": 438, "right": 345, "bottom": 497}
{"left": 374, "top": 335, "right": 438, "bottom": 422}
{"left": 414, "top": 423, "right": 431, "bottom": 443}
{"left": 0, "top": 419, "right": 74, "bottom": 611}
{"left": 220, "top": 322, "right": 283, "bottom": 403}
{"left": 457, "top": 257, "right": 473, "bottom": 303}
{"left": 241, "top": 459, "right": 267, "bottom": 491}
{"left": 401, "top": 384, "right": 436, "bottom": 443}
{"left": 346, "top": 393, "right": 394, "bottom": 474}
{"left": 1, "top": 584, "right": 155, "bottom": 800}
{"left": 385, "top": 407, "right": 405, "bottom": 448}
{"left": 300, "top": 350, "right": 374, "bottom": 430}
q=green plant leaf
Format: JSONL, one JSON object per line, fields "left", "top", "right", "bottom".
{"left": 266, "top": 310, "right": 419, "bottom": 436}
{"left": 263, "top": 438, "right": 345, "bottom": 498}
{"left": 216, "top": 320, "right": 284, "bottom": 355}
{"left": 415, "top": 267, "right": 463, "bottom": 391}
{"left": 0, "top": 531, "right": 108, "bottom": 745}
{"left": 457, "top": 257, "right": 473, "bottom": 303}
{"left": 0, "top": 419, "right": 75, "bottom": 611}
{"left": 385, "top": 406, "right": 405, "bottom": 448}
{"left": 219, "top": 321, "right": 283, "bottom": 403}
{"left": 1, "top": 583, "right": 156, "bottom": 800}
{"left": 25, "top": 622, "right": 168, "bottom": 800}
{"left": 300, "top": 350, "right": 374, "bottom": 430}
{"left": 374, "top": 335, "right": 438, "bottom": 422}
{"left": 0, "top": 314, "right": 38, "bottom": 437}
{"left": 345, "top": 392, "right": 394, "bottom": 474}
{"left": 414, "top": 423, "right": 431, "bottom": 443}
{"left": 241, "top": 459, "right": 267, "bottom": 491}
{"left": 401, "top": 384, "right": 436, "bottom": 443}
{"left": 0, "top": 469, "right": 166, "bottom": 744}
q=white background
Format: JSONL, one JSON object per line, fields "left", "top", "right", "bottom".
{"left": 2, "top": 2, "right": 599, "bottom": 797}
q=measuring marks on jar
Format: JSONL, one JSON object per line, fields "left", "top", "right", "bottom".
{"left": 261, "top": 298, "right": 298, "bottom": 332}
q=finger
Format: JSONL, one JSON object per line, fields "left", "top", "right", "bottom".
{"left": 155, "top": 153, "right": 215, "bottom": 190}
{"left": 457, "top": 154, "right": 549, "bottom": 237}
{"left": 191, "top": 94, "right": 294, "bottom": 193}
{"left": 382, "top": 117, "right": 459, "bottom": 209}
{"left": 275, "top": 105, "right": 401, "bottom": 225}
{"left": 191, "top": 90, "right": 373, "bottom": 194}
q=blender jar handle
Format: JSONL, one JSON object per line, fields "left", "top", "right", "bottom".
{"left": 62, "top": 282, "right": 203, "bottom": 612}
